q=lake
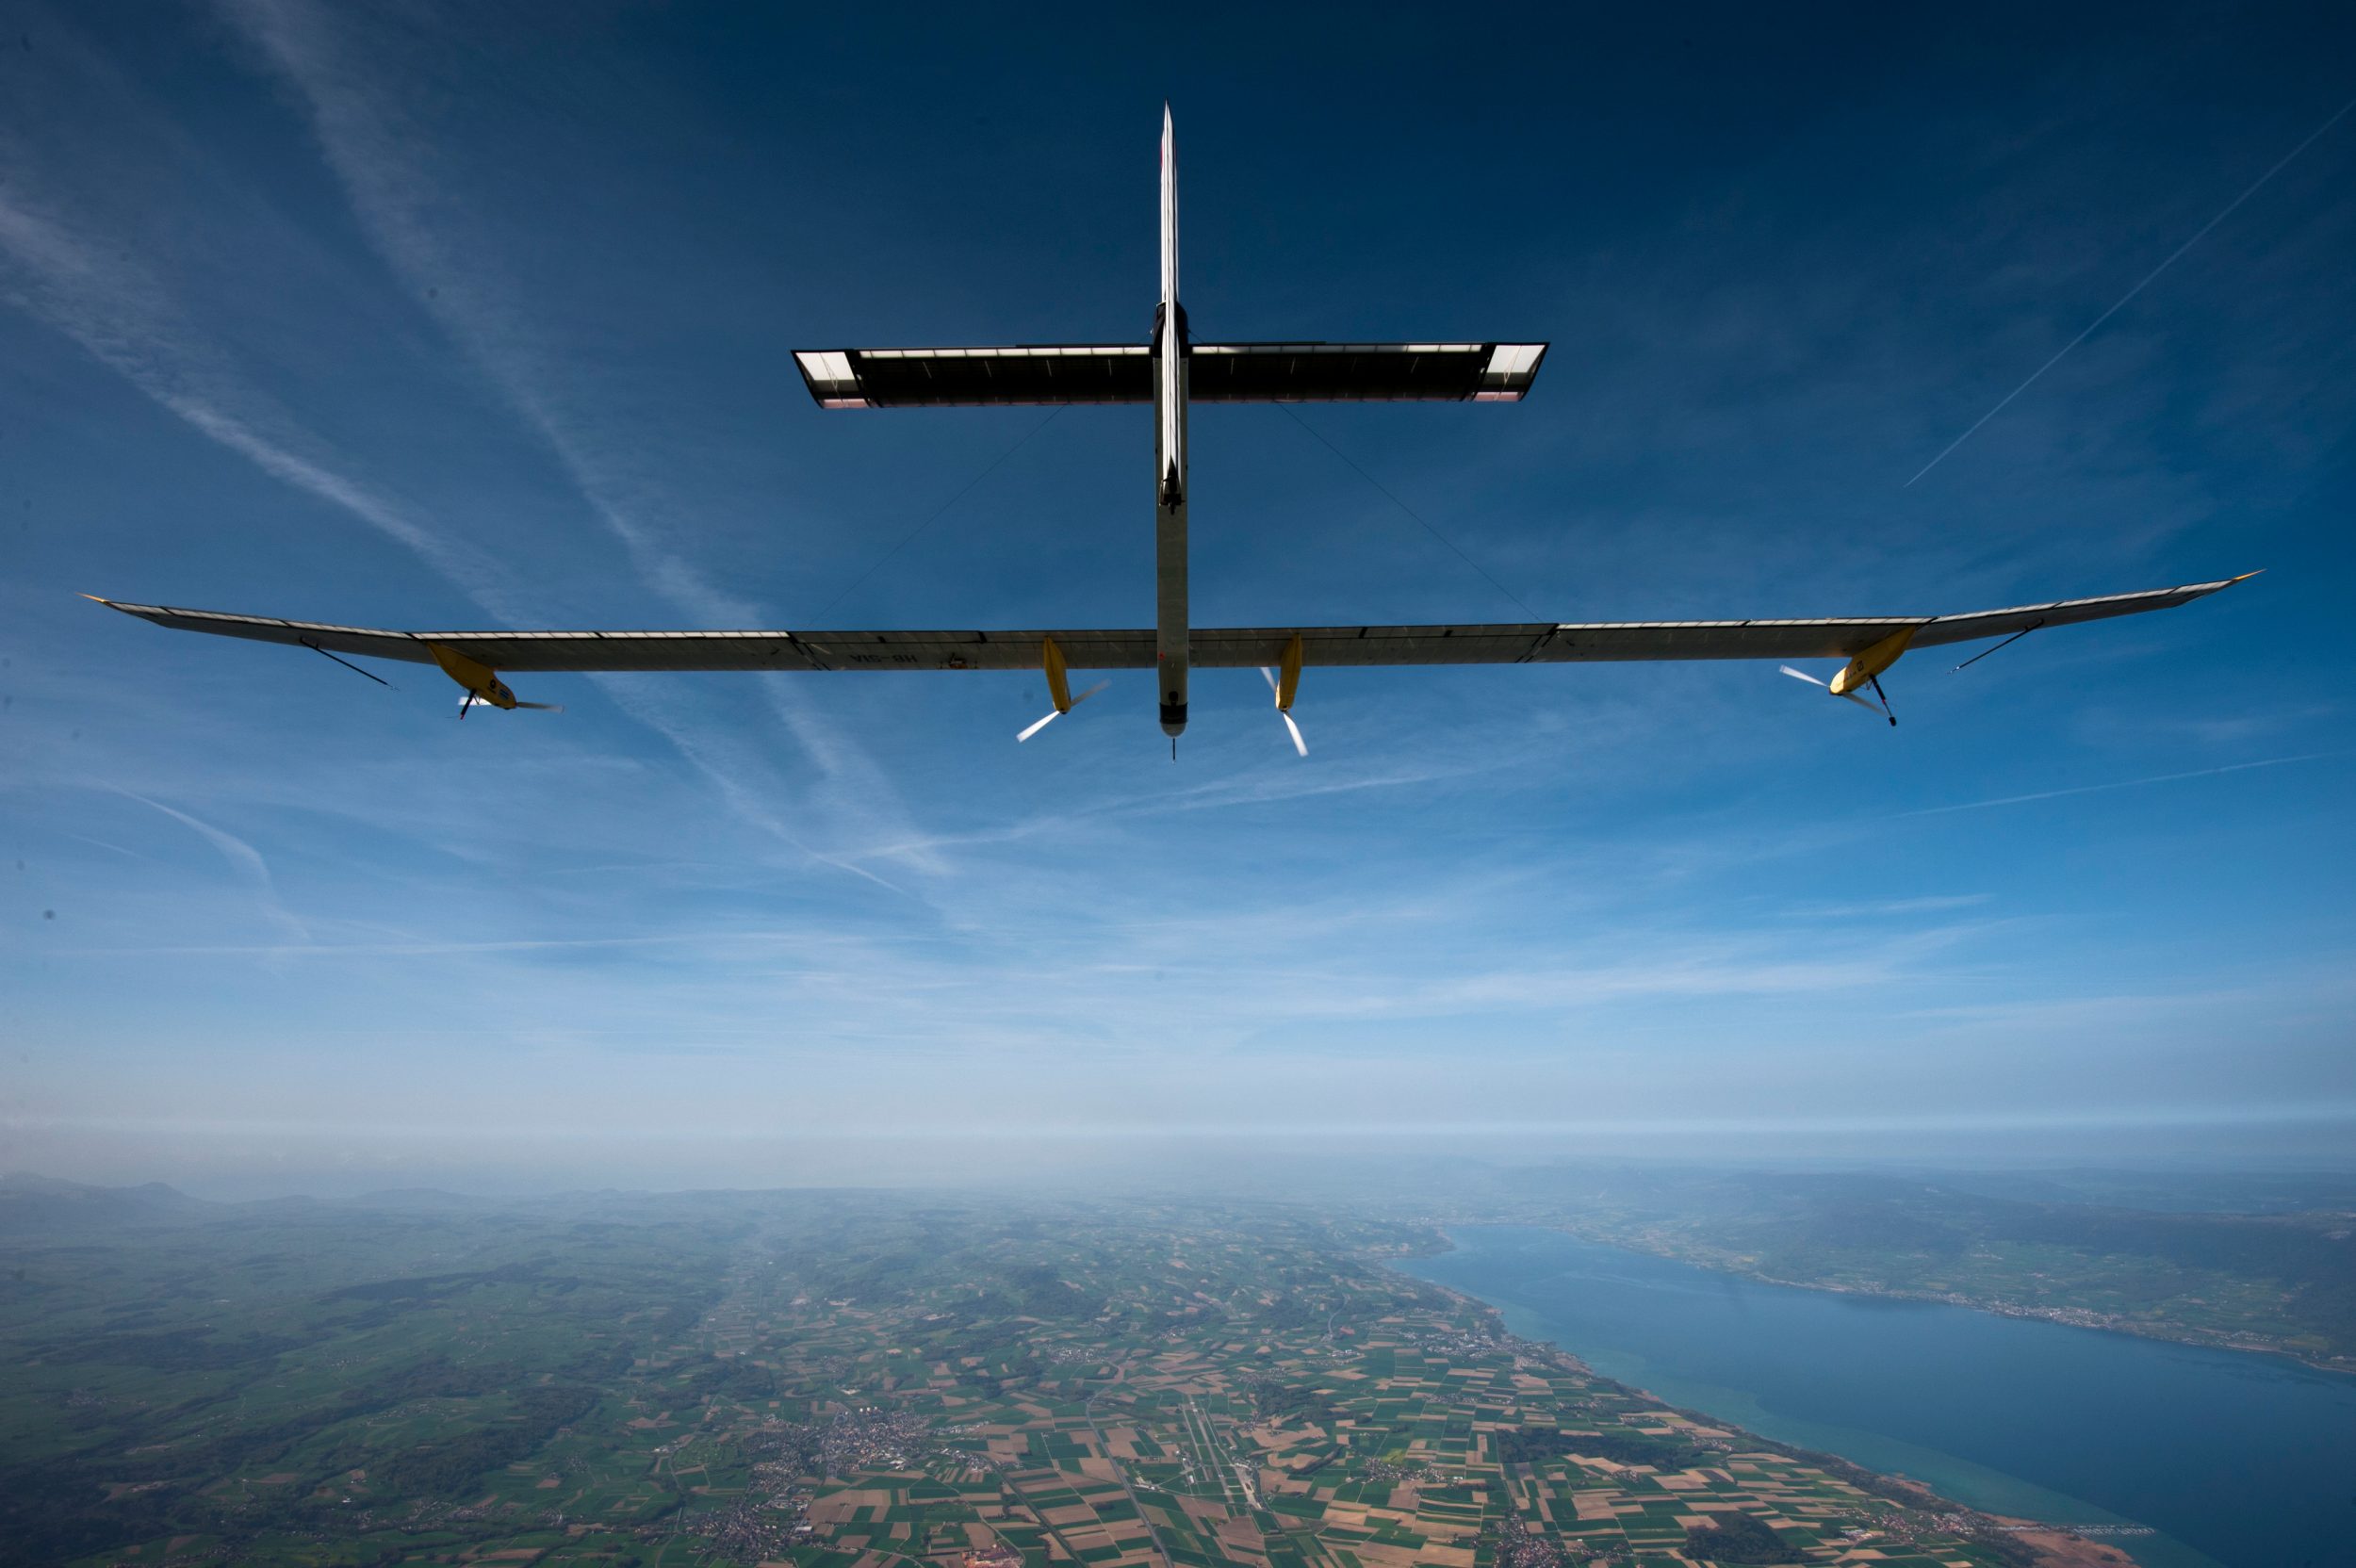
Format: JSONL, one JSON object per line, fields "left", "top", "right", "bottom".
{"left": 1395, "top": 1225, "right": 2356, "bottom": 1568}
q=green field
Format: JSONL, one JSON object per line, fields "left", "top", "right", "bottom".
{"left": 2, "top": 1181, "right": 2068, "bottom": 1568}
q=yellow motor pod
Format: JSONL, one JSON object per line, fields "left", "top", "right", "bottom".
{"left": 1277, "top": 631, "right": 1303, "bottom": 711}
{"left": 426, "top": 641, "right": 515, "bottom": 709}
{"left": 1042, "top": 635, "right": 1072, "bottom": 714}
{"left": 1831, "top": 624, "right": 1919, "bottom": 696}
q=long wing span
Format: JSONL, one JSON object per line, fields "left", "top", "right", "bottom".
{"left": 85, "top": 600, "right": 1155, "bottom": 673}
{"left": 793, "top": 342, "right": 1546, "bottom": 407}
{"left": 1200, "top": 577, "right": 2249, "bottom": 668}
{"left": 90, "top": 578, "right": 2243, "bottom": 675}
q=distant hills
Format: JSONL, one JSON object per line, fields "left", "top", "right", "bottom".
{"left": 0, "top": 1173, "right": 503, "bottom": 1236}
{"left": 0, "top": 1172, "right": 219, "bottom": 1233}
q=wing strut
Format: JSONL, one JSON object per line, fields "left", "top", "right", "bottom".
{"left": 1954, "top": 620, "right": 2045, "bottom": 671}
{"left": 300, "top": 637, "right": 391, "bottom": 687}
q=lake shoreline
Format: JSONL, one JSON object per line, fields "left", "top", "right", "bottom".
{"left": 1386, "top": 1229, "right": 2146, "bottom": 1568}
{"left": 1507, "top": 1220, "right": 2356, "bottom": 1380}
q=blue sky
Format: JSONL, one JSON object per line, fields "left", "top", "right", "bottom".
{"left": 2, "top": 1, "right": 2351, "bottom": 1195}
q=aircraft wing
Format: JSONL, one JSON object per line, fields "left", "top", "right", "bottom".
{"left": 86, "top": 599, "right": 1157, "bottom": 672}
{"left": 1191, "top": 579, "right": 2246, "bottom": 667}
{"left": 794, "top": 342, "right": 1546, "bottom": 406}
{"left": 90, "top": 578, "right": 2241, "bottom": 675}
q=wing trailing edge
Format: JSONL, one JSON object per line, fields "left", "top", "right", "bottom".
{"left": 89, "top": 576, "right": 2246, "bottom": 676}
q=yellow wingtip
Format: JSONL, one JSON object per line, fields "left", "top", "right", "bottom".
{"left": 2227, "top": 569, "right": 2265, "bottom": 583}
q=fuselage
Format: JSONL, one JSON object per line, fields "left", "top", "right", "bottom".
{"left": 1154, "top": 105, "right": 1189, "bottom": 737}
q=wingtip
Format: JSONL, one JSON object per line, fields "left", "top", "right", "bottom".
{"left": 2226, "top": 569, "right": 2265, "bottom": 584}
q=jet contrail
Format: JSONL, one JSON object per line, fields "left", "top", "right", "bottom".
{"left": 115, "top": 789, "right": 312, "bottom": 942}
{"left": 1894, "top": 751, "right": 2339, "bottom": 818}
{"left": 1906, "top": 96, "right": 2355, "bottom": 487}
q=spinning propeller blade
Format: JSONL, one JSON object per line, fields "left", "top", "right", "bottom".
{"left": 1260, "top": 668, "right": 1308, "bottom": 757}
{"left": 1781, "top": 665, "right": 1889, "bottom": 720}
{"left": 461, "top": 692, "right": 561, "bottom": 716}
{"left": 1017, "top": 679, "right": 1107, "bottom": 743}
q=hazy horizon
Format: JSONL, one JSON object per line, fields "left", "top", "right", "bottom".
{"left": 14, "top": 1126, "right": 2356, "bottom": 1206}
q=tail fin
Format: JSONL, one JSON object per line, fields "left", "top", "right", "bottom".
{"left": 1160, "top": 103, "right": 1178, "bottom": 307}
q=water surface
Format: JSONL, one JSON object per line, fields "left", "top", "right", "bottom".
{"left": 1397, "top": 1225, "right": 2356, "bottom": 1568}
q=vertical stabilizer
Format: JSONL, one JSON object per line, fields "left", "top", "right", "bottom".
{"left": 1159, "top": 103, "right": 1178, "bottom": 308}
{"left": 1154, "top": 106, "right": 1186, "bottom": 508}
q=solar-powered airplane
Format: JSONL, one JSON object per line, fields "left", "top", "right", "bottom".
{"left": 94, "top": 106, "right": 2249, "bottom": 750}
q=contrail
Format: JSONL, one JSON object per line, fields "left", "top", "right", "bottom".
{"left": 1906, "top": 96, "right": 2355, "bottom": 487}
{"left": 115, "top": 789, "right": 312, "bottom": 942}
{"left": 1893, "top": 751, "right": 2338, "bottom": 818}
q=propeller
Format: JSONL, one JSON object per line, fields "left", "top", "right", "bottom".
{"left": 1016, "top": 679, "right": 1107, "bottom": 743}
{"left": 459, "top": 693, "right": 564, "bottom": 717}
{"left": 1260, "top": 667, "right": 1308, "bottom": 757}
{"left": 1779, "top": 665, "right": 1894, "bottom": 726}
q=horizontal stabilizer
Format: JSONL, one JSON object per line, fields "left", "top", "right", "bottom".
{"left": 794, "top": 342, "right": 1547, "bottom": 407}
{"left": 794, "top": 346, "right": 1148, "bottom": 408}
{"left": 1193, "top": 342, "right": 1546, "bottom": 402}
{"left": 90, "top": 578, "right": 2243, "bottom": 675}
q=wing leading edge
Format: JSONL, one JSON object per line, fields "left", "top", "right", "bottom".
{"left": 90, "top": 577, "right": 2246, "bottom": 676}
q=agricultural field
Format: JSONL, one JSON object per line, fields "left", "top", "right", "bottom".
{"left": 1, "top": 1180, "right": 2077, "bottom": 1568}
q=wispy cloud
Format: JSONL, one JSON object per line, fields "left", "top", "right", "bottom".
{"left": 47, "top": 928, "right": 906, "bottom": 960}
{"left": 1778, "top": 892, "right": 1994, "bottom": 921}
{"left": 1902, "top": 960, "right": 2356, "bottom": 1035}
{"left": 585, "top": 678, "right": 913, "bottom": 896}
{"left": 1906, "top": 95, "right": 2356, "bottom": 486}
{"left": 219, "top": 0, "right": 759, "bottom": 626}
{"left": 0, "top": 160, "right": 906, "bottom": 893}
{"left": 1893, "top": 751, "right": 2339, "bottom": 818}
{"left": 842, "top": 757, "right": 1484, "bottom": 866}
{"left": 216, "top": 0, "right": 939, "bottom": 875}
{"left": 64, "top": 834, "right": 149, "bottom": 860}
{"left": 0, "top": 190, "right": 510, "bottom": 604}
{"left": 115, "top": 789, "right": 310, "bottom": 943}
{"left": 2080, "top": 702, "right": 2341, "bottom": 750}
